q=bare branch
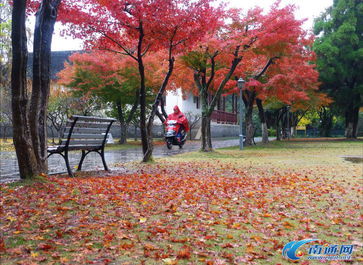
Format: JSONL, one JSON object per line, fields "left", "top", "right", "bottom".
{"left": 206, "top": 51, "right": 219, "bottom": 89}
{"left": 89, "top": 25, "right": 138, "bottom": 61}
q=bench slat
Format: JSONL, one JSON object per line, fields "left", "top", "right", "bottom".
{"left": 64, "top": 127, "right": 105, "bottom": 134}
{"left": 71, "top": 115, "right": 116, "bottom": 123}
{"left": 66, "top": 145, "right": 102, "bottom": 151}
{"left": 65, "top": 121, "right": 111, "bottom": 129}
{"left": 68, "top": 134, "right": 105, "bottom": 139}
{"left": 60, "top": 139, "right": 104, "bottom": 146}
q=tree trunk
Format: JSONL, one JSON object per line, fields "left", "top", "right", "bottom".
{"left": 116, "top": 101, "right": 127, "bottom": 144}
{"left": 245, "top": 104, "right": 254, "bottom": 146}
{"left": 345, "top": 105, "right": 359, "bottom": 138}
{"left": 134, "top": 125, "right": 137, "bottom": 141}
{"left": 318, "top": 107, "right": 333, "bottom": 137}
{"left": 201, "top": 114, "right": 213, "bottom": 152}
{"left": 200, "top": 86, "right": 213, "bottom": 152}
{"left": 11, "top": 0, "right": 39, "bottom": 179}
{"left": 29, "top": 0, "right": 61, "bottom": 173}
{"left": 143, "top": 119, "right": 154, "bottom": 162}
{"left": 275, "top": 110, "right": 282, "bottom": 141}
{"left": 256, "top": 99, "right": 268, "bottom": 144}
{"left": 120, "top": 124, "right": 127, "bottom": 144}
{"left": 136, "top": 23, "right": 148, "bottom": 158}
{"left": 144, "top": 53, "right": 175, "bottom": 162}
{"left": 207, "top": 115, "right": 212, "bottom": 149}
{"left": 244, "top": 91, "right": 255, "bottom": 146}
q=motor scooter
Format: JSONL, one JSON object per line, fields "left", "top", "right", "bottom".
{"left": 164, "top": 120, "right": 187, "bottom": 149}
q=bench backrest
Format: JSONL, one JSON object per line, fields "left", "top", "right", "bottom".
{"left": 60, "top": 115, "right": 116, "bottom": 149}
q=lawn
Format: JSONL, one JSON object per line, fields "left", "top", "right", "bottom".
{"left": 1, "top": 140, "right": 362, "bottom": 264}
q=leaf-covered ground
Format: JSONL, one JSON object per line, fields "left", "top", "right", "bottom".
{"left": 1, "top": 140, "right": 362, "bottom": 264}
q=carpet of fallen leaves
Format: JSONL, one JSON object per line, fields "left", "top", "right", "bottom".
{"left": 1, "top": 140, "right": 362, "bottom": 265}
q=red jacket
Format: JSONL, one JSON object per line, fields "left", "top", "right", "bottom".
{"left": 166, "top": 106, "right": 189, "bottom": 132}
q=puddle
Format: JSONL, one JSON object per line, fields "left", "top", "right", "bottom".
{"left": 342, "top": 156, "right": 363, "bottom": 164}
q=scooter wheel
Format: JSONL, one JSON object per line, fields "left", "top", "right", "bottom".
{"left": 167, "top": 142, "right": 172, "bottom": 150}
{"left": 179, "top": 144, "right": 183, "bottom": 149}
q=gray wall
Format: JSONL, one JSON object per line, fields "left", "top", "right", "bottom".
{"left": 0, "top": 123, "right": 241, "bottom": 139}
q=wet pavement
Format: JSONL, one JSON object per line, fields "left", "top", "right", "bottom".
{"left": 0, "top": 138, "right": 265, "bottom": 183}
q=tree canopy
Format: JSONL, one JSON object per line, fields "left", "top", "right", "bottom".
{"left": 313, "top": 0, "right": 363, "bottom": 138}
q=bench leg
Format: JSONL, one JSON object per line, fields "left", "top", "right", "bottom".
{"left": 64, "top": 151, "right": 74, "bottom": 177}
{"left": 99, "top": 149, "right": 109, "bottom": 171}
{"left": 77, "top": 150, "right": 86, "bottom": 171}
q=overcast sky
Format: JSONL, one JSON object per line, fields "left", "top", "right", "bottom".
{"left": 50, "top": 0, "right": 333, "bottom": 51}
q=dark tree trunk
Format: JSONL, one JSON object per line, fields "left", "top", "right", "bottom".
{"left": 345, "top": 105, "right": 359, "bottom": 138}
{"left": 201, "top": 114, "right": 212, "bottom": 152}
{"left": 159, "top": 96, "right": 168, "bottom": 119}
{"left": 29, "top": 0, "right": 61, "bottom": 173}
{"left": 244, "top": 91, "right": 255, "bottom": 146}
{"left": 143, "top": 54, "right": 175, "bottom": 162}
{"left": 256, "top": 99, "right": 268, "bottom": 144}
{"left": 344, "top": 92, "right": 360, "bottom": 139}
{"left": 200, "top": 87, "right": 213, "bottom": 152}
{"left": 318, "top": 107, "right": 333, "bottom": 137}
{"left": 245, "top": 103, "right": 254, "bottom": 146}
{"left": 116, "top": 101, "right": 127, "bottom": 144}
{"left": 276, "top": 119, "right": 281, "bottom": 141}
{"left": 136, "top": 23, "right": 148, "bottom": 158}
{"left": 11, "top": 0, "right": 39, "bottom": 179}
{"left": 275, "top": 109, "right": 283, "bottom": 141}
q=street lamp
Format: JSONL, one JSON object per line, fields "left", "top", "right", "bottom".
{"left": 237, "top": 77, "right": 245, "bottom": 150}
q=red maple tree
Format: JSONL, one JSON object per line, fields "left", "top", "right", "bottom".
{"left": 170, "top": 2, "right": 318, "bottom": 150}
{"left": 52, "top": 0, "right": 223, "bottom": 161}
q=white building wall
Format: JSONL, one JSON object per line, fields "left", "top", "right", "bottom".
{"left": 155, "top": 88, "right": 201, "bottom": 125}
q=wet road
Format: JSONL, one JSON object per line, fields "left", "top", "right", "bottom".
{"left": 0, "top": 138, "right": 265, "bottom": 183}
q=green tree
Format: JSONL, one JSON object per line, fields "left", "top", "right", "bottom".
{"left": 313, "top": 0, "right": 363, "bottom": 138}
{"left": 0, "top": 0, "right": 12, "bottom": 137}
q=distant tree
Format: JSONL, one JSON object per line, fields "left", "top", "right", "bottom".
{"left": 57, "top": 51, "right": 162, "bottom": 144}
{"left": 313, "top": 0, "right": 363, "bottom": 138}
{"left": 0, "top": 0, "right": 12, "bottom": 89}
{"left": 0, "top": 88, "right": 12, "bottom": 141}
{"left": 0, "top": 0, "right": 12, "bottom": 141}
{"left": 184, "top": 112, "right": 201, "bottom": 140}
{"left": 47, "top": 88, "right": 90, "bottom": 140}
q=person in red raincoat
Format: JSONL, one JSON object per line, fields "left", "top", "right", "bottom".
{"left": 165, "top": 106, "right": 189, "bottom": 142}
{"left": 166, "top": 105, "right": 189, "bottom": 132}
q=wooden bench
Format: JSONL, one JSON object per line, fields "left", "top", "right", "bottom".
{"left": 47, "top": 115, "right": 116, "bottom": 177}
